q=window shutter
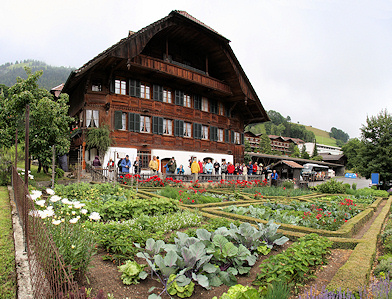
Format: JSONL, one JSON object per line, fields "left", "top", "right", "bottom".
{"left": 210, "top": 100, "right": 218, "bottom": 114}
{"left": 194, "top": 123, "right": 202, "bottom": 139}
{"left": 194, "top": 95, "right": 201, "bottom": 110}
{"left": 129, "top": 80, "right": 141, "bottom": 97}
{"left": 175, "top": 90, "right": 184, "bottom": 106}
{"left": 231, "top": 130, "right": 235, "bottom": 143}
{"left": 225, "top": 129, "right": 229, "bottom": 143}
{"left": 211, "top": 127, "right": 217, "bottom": 141}
{"left": 114, "top": 111, "right": 123, "bottom": 130}
{"left": 128, "top": 113, "right": 134, "bottom": 132}
{"left": 109, "top": 78, "right": 114, "bottom": 93}
{"left": 241, "top": 133, "right": 244, "bottom": 145}
{"left": 134, "top": 114, "right": 140, "bottom": 132}
{"left": 174, "top": 120, "right": 179, "bottom": 136}
{"left": 152, "top": 116, "right": 159, "bottom": 134}
{"left": 158, "top": 117, "right": 163, "bottom": 134}
{"left": 225, "top": 104, "right": 231, "bottom": 117}
{"left": 153, "top": 85, "right": 163, "bottom": 101}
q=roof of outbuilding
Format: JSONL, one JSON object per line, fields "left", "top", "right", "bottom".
{"left": 278, "top": 160, "right": 304, "bottom": 169}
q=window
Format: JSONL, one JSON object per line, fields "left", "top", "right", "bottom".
{"left": 175, "top": 90, "right": 184, "bottom": 106}
{"left": 86, "top": 110, "right": 99, "bottom": 128}
{"left": 210, "top": 99, "right": 218, "bottom": 114}
{"left": 115, "top": 79, "right": 127, "bottom": 95}
{"left": 218, "top": 102, "right": 224, "bottom": 115}
{"left": 153, "top": 85, "right": 163, "bottom": 101}
{"left": 163, "top": 89, "right": 172, "bottom": 103}
{"left": 194, "top": 95, "right": 202, "bottom": 110}
{"left": 225, "top": 129, "right": 230, "bottom": 143}
{"left": 92, "top": 80, "right": 102, "bottom": 92}
{"left": 121, "top": 113, "right": 127, "bottom": 130}
{"left": 163, "top": 119, "right": 172, "bottom": 135}
{"left": 202, "top": 125, "right": 209, "bottom": 140}
{"left": 234, "top": 132, "right": 240, "bottom": 144}
{"left": 138, "top": 150, "right": 151, "bottom": 169}
{"left": 184, "top": 94, "right": 191, "bottom": 108}
{"left": 202, "top": 97, "right": 209, "bottom": 112}
{"left": 218, "top": 129, "right": 224, "bottom": 142}
{"left": 141, "top": 84, "right": 150, "bottom": 99}
{"left": 184, "top": 122, "right": 192, "bottom": 137}
{"left": 210, "top": 127, "right": 218, "bottom": 141}
{"left": 152, "top": 116, "right": 163, "bottom": 134}
{"left": 129, "top": 79, "right": 141, "bottom": 97}
{"left": 140, "top": 116, "right": 151, "bottom": 133}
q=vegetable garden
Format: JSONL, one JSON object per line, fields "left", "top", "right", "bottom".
{"left": 27, "top": 178, "right": 392, "bottom": 299}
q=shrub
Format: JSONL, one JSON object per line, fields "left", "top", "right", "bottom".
{"left": 282, "top": 180, "right": 294, "bottom": 189}
{"left": 315, "top": 179, "right": 346, "bottom": 194}
{"left": 351, "top": 183, "right": 357, "bottom": 190}
{"left": 0, "top": 146, "right": 23, "bottom": 186}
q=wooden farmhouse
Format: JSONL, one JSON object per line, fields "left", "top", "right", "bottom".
{"left": 63, "top": 10, "right": 269, "bottom": 174}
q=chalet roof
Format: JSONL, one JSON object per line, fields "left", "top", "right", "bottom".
{"left": 276, "top": 160, "right": 303, "bottom": 169}
{"left": 320, "top": 153, "right": 345, "bottom": 161}
{"left": 244, "top": 131, "right": 262, "bottom": 137}
{"left": 63, "top": 10, "right": 269, "bottom": 124}
{"left": 268, "top": 135, "right": 304, "bottom": 144}
{"left": 51, "top": 83, "right": 64, "bottom": 91}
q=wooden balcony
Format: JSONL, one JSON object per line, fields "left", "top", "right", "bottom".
{"left": 132, "top": 55, "right": 232, "bottom": 95}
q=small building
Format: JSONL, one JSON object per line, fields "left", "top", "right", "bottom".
{"left": 272, "top": 160, "right": 303, "bottom": 181}
{"left": 320, "top": 153, "right": 347, "bottom": 166}
{"left": 299, "top": 142, "right": 342, "bottom": 156}
{"left": 244, "top": 131, "right": 261, "bottom": 151}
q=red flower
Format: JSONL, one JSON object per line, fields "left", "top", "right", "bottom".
{"left": 191, "top": 199, "right": 195, "bottom": 203}
{"left": 345, "top": 220, "right": 347, "bottom": 222}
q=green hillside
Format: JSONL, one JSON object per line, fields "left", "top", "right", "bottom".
{"left": 304, "top": 126, "right": 338, "bottom": 146}
{"left": 0, "top": 60, "right": 74, "bottom": 91}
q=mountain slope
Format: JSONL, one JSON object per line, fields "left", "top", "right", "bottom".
{"left": 0, "top": 60, "right": 74, "bottom": 91}
{"left": 304, "top": 125, "right": 338, "bottom": 146}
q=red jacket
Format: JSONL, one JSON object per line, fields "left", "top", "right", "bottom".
{"left": 253, "top": 164, "right": 258, "bottom": 173}
{"left": 227, "top": 163, "right": 235, "bottom": 174}
{"left": 198, "top": 161, "right": 203, "bottom": 173}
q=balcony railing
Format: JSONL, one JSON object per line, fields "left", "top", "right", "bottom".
{"left": 133, "top": 55, "right": 232, "bottom": 94}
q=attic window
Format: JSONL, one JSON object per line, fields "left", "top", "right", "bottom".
{"left": 92, "top": 80, "right": 102, "bottom": 92}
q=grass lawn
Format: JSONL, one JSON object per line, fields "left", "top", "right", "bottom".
{"left": 304, "top": 126, "right": 338, "bottom": 146}
{"left": 16, "top": 162, "right": 68, "bottom": 182}
{"left": 0, "top": 187, "right": 16, "bottom": 298}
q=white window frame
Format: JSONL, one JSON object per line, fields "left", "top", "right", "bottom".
{"left": 163, "top": 119, "right": 172, "bottom": 135}
{"left": 86, "top": 110, "right": 99, "bottom": 128}
{"left": 121, "top": 112, "right": 127, "bottom": 130}
{"left": 184, "top": 94, "right": 191, "bottom": 108}
{"left": 163, "top": 89, "right": 172, "bottom": 103}
{"left": 234, "top": 132, "right": 240, "bottom": 144}
{"left": 202, "top": 125, "right": 208, "bottom": 140}
{"left": 140, "top": 116, "right": 151, "bottom": 133}
{"left": 218, "top": 128, "right": 224, "bottom": 142}
{"left": 184, "top": 122, "right": 192, "bottom": 138}
{"left": 141, "top": 84, "right": 150, "bottom": 99}
{"left": 115, "top": 79, "right": 126, "bottom": 95}
{"left": 202, "top": 97, "right": 209, "bottom": 112}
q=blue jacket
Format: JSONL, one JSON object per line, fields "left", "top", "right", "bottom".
{"left": 120, "top": 158, "right": 132, "bottom": 173}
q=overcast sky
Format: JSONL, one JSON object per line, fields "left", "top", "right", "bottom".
{"left": 2, "top": 0, "right": 391, "bottom": 139}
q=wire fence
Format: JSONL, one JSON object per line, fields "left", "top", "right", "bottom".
{"left": 11, "top": 166, "right": 81, "bottom": 298}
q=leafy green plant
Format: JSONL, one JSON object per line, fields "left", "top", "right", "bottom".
{"left": 118, "top": 260, "right": 147, "bottom": 285}
{"left": 167, "top": 274, "right": 195, "bottom": 298}
{"left": 374, "top": 258, "right": 392, "bottom": 279}
{"left": 264, "top": 280, "right": 290, "bottom": 299}
{"left": 212, "top": 284, "right": 261, "bottom": 299}
{"left": 254, "top": 234, "right": 332, "bottom": 288}
{"left": 314, "top": 179, "right": 346, "bottom": 194}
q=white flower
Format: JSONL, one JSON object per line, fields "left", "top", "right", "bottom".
{"left": 35, "top": 200, "right": 46, "bottom": 207}
{"left": 69, "top": 217, "right": 79, "bottom": 224}
{"left": 72, "top": 211, "right": 76, "bottom": 215}
{"left": 71, "top": 245, "right": 75, "bottom": 249}
{"left": 47, "top": 206, "right": 53, "bottom": 210}
{"left": 28, "top": 174, "right": 34, "bottom": 179}
{"left": 61, "top": 198, "right": 72, "bottom": 205}
{"left": 52, "top": 219, "right": 61, "bottom": 225}
{"left": 50, "top": 195, "right": 61, "bottom": 202}
{"left": 73, "top": 202, "right": 85, "bottom": 209}
{"left": 29, "top": 210, "right": 40, "bottom": 217}
{"left": 46, "top": 188, "right": 55, "bottom": 195}
{"left": 89, "top": 212, "right": 101, "bottom": 221}
{"left": 80, "top": 209, "right": 88, "bottom": 215}
{"left": 38, "top": 209, "right": 55, "bottom": 219}
{"left": 30, "top": 190, "right": 42, "bottom": 201}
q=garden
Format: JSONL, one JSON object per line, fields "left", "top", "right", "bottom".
{"left": 27, "top": 178, "right": 392, "bottom": 299}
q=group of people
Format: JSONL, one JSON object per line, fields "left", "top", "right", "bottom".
{"left": 104, "top": 155, "right": 279, "bottom": 185}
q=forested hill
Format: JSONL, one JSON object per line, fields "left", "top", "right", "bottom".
{"left": 0, "top": 60, "right": 75, "bottom": 91}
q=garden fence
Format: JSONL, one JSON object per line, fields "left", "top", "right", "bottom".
{"left": 11, "top": 166, "right": 82, "bottom": 298}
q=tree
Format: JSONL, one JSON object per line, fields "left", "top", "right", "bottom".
{"left": 244, "top": 139, "right": 252, "bottom": 152}
{"left": 300, "top": 144, "right": 310, "bottom": 159}
{"left": 360, "top": 110, "right": 392, "bottom": 188}
{"left": 259, "top": 134, "right": 272, "bottom": 154}
{"left": 3, "top": 67, "right": 74, "bottom": 171}
{"left": 330, "top": 127, "right": 349, "bottom": 144}
{"left": 342, "top": 138, "right": 364, "bottom": 171}
{"left": 312, "top": 141, "right": 318, "bottom": 158}
{"left": 276, "top": 124, "right": 285, "bottom": 136}
{"left": 290, "top": 144, "right": 301, "bottom": 158}
{"left": 85, "top": 125, "right": 113, "bottom": 162}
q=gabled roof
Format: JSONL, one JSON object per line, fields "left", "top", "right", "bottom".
{"left": 268, "top": 135, "right": 304, "bottom": 144}
{"left": 63, "top": 10, "right": 269, "bottom": 124}
{"left": 275, "top": 160, "right": 303, "bottom": 169}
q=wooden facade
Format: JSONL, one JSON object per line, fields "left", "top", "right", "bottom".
{"left": 63, "top": 10, "right": 269, "bottom": 169}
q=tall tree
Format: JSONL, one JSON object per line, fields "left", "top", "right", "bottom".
{"left": 342, "top": 138, "right": 364, "bottom": 171}
{"left": 330, "top": 127, "right": 349, "bottom": 144}
{"left": 300, "top": 144, "right": 310, "bottom": 159}
{"left": 312, "top": 141, "right": 318, "bottom": 158}
{"left": 3, "top": 67, "right": 73, "bottom": 171}
{"left": 360, "top": 109, "right": 392, "bottom": 188}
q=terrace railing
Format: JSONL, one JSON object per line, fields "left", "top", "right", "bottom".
{"left": 11, "top": 166, "right": 81, "bottom": 298}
